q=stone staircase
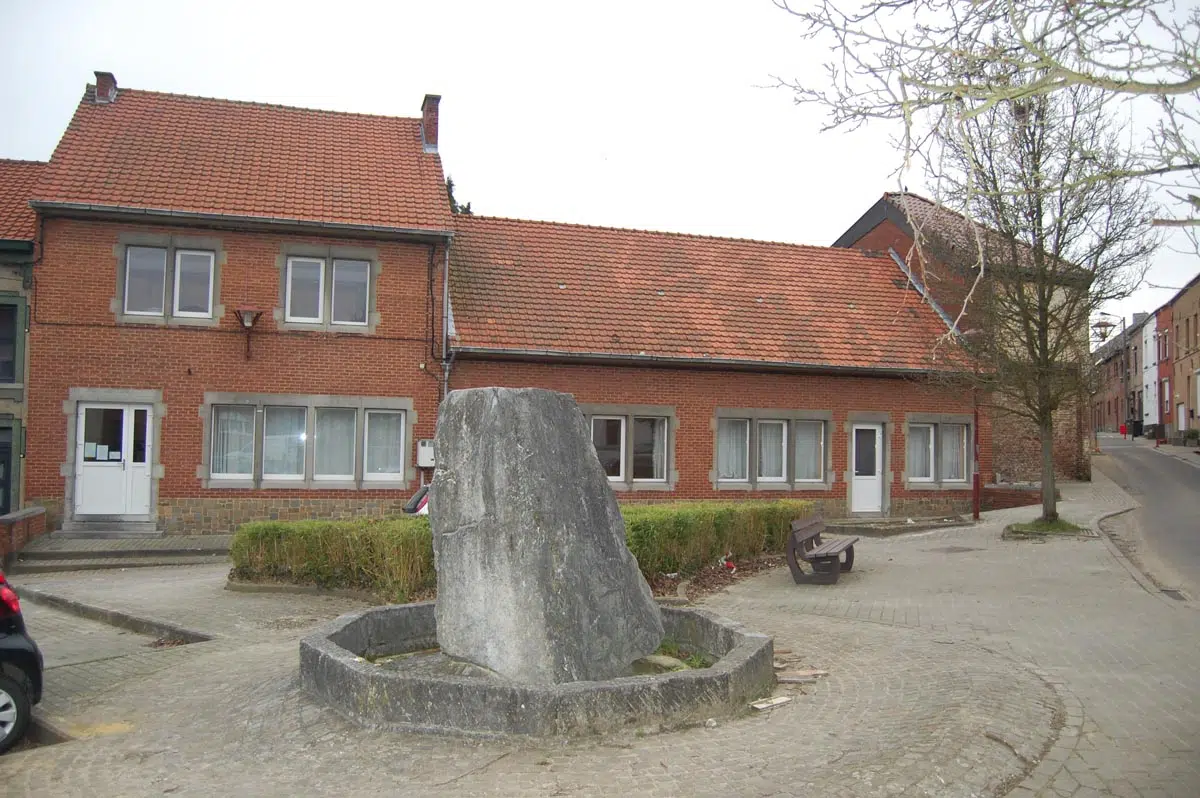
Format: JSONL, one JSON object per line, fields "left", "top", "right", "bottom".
{"left": 5, "top": 535, "right": 232, "bottom": 574}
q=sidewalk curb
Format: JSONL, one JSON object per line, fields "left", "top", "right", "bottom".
{"left": 17, "top": 585, "right": 213, "bottom": 643}
{"left": 1091, "top": 507, "right": 1179, "bottom": 606}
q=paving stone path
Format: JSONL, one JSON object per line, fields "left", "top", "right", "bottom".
{"left": 1, "top": 471, "right": 1196, "bottom": 797}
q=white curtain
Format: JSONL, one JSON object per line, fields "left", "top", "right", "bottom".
{"left": 315, "top": 408, "right": 356, "bottom": 477}
{"left": 263, "top": 406, "right": 306, "bottom": 477}
{"left": 757, "top": 421, "right": 785, "bottom": 480}
{"left": 940, "top": 424, "right": 967, "bottom": 481}
{"left": 632, "top": 417, "right": 666, "bottom": 480}
{"left": 794, "top": 421, "right": 823, "bottom": 481}
{"left": 366, "top": 411, "right": 405, "bottom": 477}
{"left": 211, "top": 406, "right": 254, "bottom": 476}
{"left": 717, "top": 419, "right": 749, "bottom": 480}
{"left": 907, "top": 424, "right": 933, "bottom": 479}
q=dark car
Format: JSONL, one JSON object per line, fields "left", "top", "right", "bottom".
{"left": 0, "top": 571, "right": 42, "bottom": 753}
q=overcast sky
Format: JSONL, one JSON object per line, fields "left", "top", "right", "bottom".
{"left": 1, "top": 0, "right": 1193, "bottom": 329}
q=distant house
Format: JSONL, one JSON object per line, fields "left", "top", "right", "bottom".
{"left": 0, "top": 158, "right": 42, "bottom": 516}
{"left": 834, "top": 192, "right": 1090, "bottom": 482}
{"left": 19, "top": 73, "right": 1025, "bottom": 533}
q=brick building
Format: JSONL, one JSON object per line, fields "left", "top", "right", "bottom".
{"left": 834, "top": 193, "right": 1090, "bottom": 481}
{"left": 447, "top": 216, "right": 992, "bottom": 518}
{"left": 15, "top": 74, "right": 1061, "bottom": 534}
{"left": 27, "top": 74, "right": 451, "bottom": 533}
{"left": 1169, "top": 274, "right": 1200, "bottom": 438}
{"left": 0, "top": 159, "right": 41, "bottom": 517}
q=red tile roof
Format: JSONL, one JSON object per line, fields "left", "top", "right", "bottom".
{"left": 33, "top": 85, "right": 451, "bottom": 232}
{"left": 450, "top": 215, "right": 961, "bottom": 372}
{"left": 0, "top": 159, "right": 44, "bottom": 241}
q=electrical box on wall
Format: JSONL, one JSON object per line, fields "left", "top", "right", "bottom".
{"left": 416, "top": 439, "right": 436, "bottom": 468}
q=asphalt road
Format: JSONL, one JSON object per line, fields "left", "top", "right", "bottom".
{"left": 1095, "top": 435, "right": 1200, "bottom": 596}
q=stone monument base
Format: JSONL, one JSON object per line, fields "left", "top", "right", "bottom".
{"left": 300, "top": 602, "right": 775, "bottom": 738}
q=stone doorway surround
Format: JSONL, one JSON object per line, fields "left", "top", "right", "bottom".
{"left": 60, "top": 388, "right": 165, "bottom": 529}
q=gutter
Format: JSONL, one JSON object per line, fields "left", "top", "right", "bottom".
{"left": 30, "top": 201, "right": 455, "bottom": 242}
{"left": 888, "top": 247, "right": 961, "bottom": 337}
{"left": 449, "top": 345, "right": 952, "bottom": 377}
{"left": 0, "top": 240, "right": 34, "bottom": 254}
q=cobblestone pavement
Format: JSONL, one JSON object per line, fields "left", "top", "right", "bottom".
{"left": 2, "top": 472, "right": 1196, "bottom": 797}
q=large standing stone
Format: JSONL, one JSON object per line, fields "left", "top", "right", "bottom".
{"left": 429, "top": 387, "right": 664, "bottom": 684}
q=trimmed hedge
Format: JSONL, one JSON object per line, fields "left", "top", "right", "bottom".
{"left": 230, "top": 500, "right": 814, "bottom": 601}
{"left": 621, "top": 500, "right": 813, "bottom": 577}
{"left": 230, "top": 518, "right": 435, "bottom": 603}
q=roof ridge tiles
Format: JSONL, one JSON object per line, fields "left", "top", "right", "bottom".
{"left": 459, "top": 213, "right": 889, "bottom": 255}
{"left": 0, "top": 158, "right": 48, "bottom": 166}
{"left": 106, "top": 87, "right": 424, "bottom": 124}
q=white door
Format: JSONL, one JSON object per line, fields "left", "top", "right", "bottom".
{"left": 1179, "top": 403, "right": 1188, "bottom": 433}
{"left": 851, "top": 424, "right": 884, "bottom": 513}
{"left": 74, "top": 404, "right": 153, "bottom": 517}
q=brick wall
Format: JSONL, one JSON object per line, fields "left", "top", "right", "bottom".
{"left": 990, "top": 396, "right": 1090, "bottom": 483}
{"left": 0, "top": 507, "right": 47, "bottom": 560}
{"left": 30, "top": 216, "right": 1027, "bottom": 532}
{"left": 450, "top": 359, "right": 993, "bottom": 516}
{"left": 845, "top": 217, "right": 1088, "bottom": 483}
{"left": 29, "top": 217, "right": 446, "bottom": 533}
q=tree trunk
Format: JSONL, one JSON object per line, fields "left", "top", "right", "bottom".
{"left": 1040, "top": 417, "right": 1058, "bottom": 522}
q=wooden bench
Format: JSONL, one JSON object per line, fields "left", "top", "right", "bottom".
{"left": 785, "top": 516, "right": 858, "bottom": 585}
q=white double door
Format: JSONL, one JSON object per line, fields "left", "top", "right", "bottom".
{"left": 74, "top": 403, "right": 153, "bottom": 517}
{"left": 851, "top": 423, "right": 884, "bottom": 513}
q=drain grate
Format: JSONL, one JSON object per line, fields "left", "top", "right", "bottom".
{"left": 1161, "top": 589, "right": 1187, "bottom": 602}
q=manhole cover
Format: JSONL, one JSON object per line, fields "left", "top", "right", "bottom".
{"left": 1161, "top": 589, "right": 1187, "bottom": 602}
{"left": 927, "top": 546, "right": 983, "bottom": 554}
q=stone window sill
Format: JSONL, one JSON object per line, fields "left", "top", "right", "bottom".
{"left": 904, "top": 480, "right": 973, "bottom": 491}
{"left": 609, "top": 481, "right": 674, "bottom": 492}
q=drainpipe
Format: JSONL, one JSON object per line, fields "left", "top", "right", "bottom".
{"left": 972, "top": 389, "right": 981, "bottom": 521}
{"left": 441, "top": 238, "right": 452, "bottom": 399}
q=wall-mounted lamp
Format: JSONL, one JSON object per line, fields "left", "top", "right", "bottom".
{"left": 232, "top": 307, "right": 265, "bottom": 360}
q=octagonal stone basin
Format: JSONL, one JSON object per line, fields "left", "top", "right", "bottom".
{"left": 300, "top": 602, "right": 775, "bottom": 738}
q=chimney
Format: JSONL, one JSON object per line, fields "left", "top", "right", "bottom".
{"left": 94, "top": 71, "right": 118, "bottom": 104}
{"left": 421, "top": 94, "right": 441, "bottom": 153}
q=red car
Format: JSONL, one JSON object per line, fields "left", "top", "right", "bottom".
{"left": 0, "top": 571, "right": 42, "bottom": 753}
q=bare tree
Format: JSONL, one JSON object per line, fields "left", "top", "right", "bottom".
{"left": 775, "top": 0, "right": 1200, "bottom": 229}
{"left": 908, "top": 83, "right": 1159, "bottom": 521}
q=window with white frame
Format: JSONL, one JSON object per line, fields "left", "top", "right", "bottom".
{"left": 123, "top": 245, "right": 217, "bottom": 320}
{"left": 757, "top": 420, "right": 787, "bottom": 482}
{"left": 907, "top": 423, "right": 935, "bottom": 481}
{"left": 124, "top": 246, "right": 168, "bottom": 315}
{"left": 206, "top": 398, "right": 409, "bottom": 485}
{"left": 314, "top": 408, "right": 356, "bottom": 480}
{"left": 906, "top": 421, "right": 969, "bottom": 484}
{"left": 631, "top": 416, "right": 667, "bottom": 481}
{"left": 332, "top": 259, "right": 370, "bottom": 325}
{"left": 173, "top": 250, "right": 215, "bottom": 317}
{"left": 364, "top": 410, "right": 405, "bottom": 480}
{"left": 716, "top": 414, "right": 828, "bottom": 486}
{"left": 263, "top": 406, "right": 306, "bottom": 479}
{"left": 580, "top": 407, "right": 673, "bottom": 487}
{"left": 591, "top": 416, "right": 626, "bottom": 480}
{"left": 793, "top": 420, "right": 825, "bottom": 482}
{"left": 717, "top": 418, "right": 750, "bottom": 481}
{"left": 939, "top": 424, "right": 967, "bottom": 481}
{"left": 210, "top": 406, "right": 255, "bottom": 479}
{"left": 285, "top": 258, "right": 325, "bottom": 323}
